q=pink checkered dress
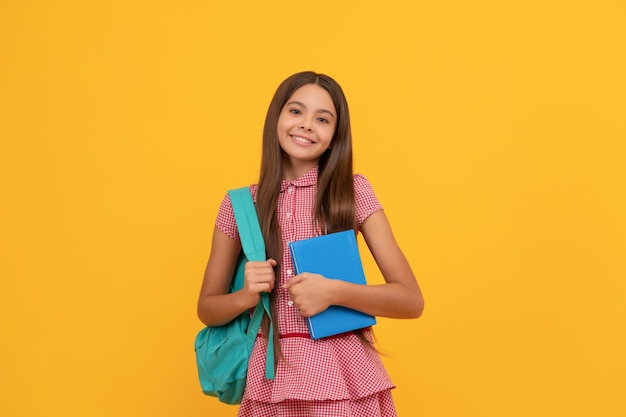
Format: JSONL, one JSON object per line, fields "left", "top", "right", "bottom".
{"left": 216, "top": 166, "right": 397, "bottom": 417}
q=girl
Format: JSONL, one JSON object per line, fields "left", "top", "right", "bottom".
{"left": 198, "top": 71, "right": 424, "bottom": 417}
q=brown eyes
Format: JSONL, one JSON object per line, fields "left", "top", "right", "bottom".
{"left": 286, "top": 108, "right": 332, "bottom": 125}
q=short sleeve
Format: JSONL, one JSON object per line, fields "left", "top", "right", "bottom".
{"left": 354, "top": 174, "right": 383, "bottom": 229}
{"left": 215, "top": 193, "right": 239, "bottom": 241}
{"left": 215, "top": 185, "right": 258, "bottom": 241}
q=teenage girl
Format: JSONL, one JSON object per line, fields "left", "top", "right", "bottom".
{"left": 198, "top": 71, "right": 424, "bottom": 417}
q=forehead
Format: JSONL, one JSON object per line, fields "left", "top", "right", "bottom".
{"left": 287, "top": 84, "right": 336, "bottom": 114}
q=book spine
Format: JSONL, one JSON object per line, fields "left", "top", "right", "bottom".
{"left": 288, "top": 243, "right": 300, "bottom": 275}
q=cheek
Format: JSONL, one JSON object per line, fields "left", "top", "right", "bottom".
{"left": 276, "top": 120, "right": 290, "bottom": 139}
{"left": 276, "top": 118, "right": 285, "bottom": 132}
{"left": 324, "top": 126, "right": 337, "bottom": 143}
{"left": 276, "top": 112, "right": 290, "bottom": 129}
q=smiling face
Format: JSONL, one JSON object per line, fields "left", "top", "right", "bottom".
{"left": 276, "top": 83, "right": 337, "bottom": 179}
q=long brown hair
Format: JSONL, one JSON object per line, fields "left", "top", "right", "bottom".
{"left": 256, "top": 71, "right": 369, "bottom": 357}
{"left": 257, "top": 71, "right": 355, "bottom": 264}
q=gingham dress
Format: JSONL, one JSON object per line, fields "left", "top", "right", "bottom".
{"left": 216, "top": 166, "right": 397, "bottom": 417}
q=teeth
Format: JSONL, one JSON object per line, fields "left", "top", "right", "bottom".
{"left": 292, "top": 135, "right": 312, "bottom": 144}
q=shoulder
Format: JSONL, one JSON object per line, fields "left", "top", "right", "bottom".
{"left": 220, "top": 183, "right": 259, "bottom": 206}
{"left": 215, "top": 183, "right": 259, "bottom": 240}
{"left": 352, "top": 173, "right": 383, "bottom": 228}
{"left": 353, "top": 173, "right": 374, "bottom": 191}
{"left": 353, "top": 173, "right": 379, "bottom": 203}
{"left": 248, "top": 183, "right": 259, "bottom": 201}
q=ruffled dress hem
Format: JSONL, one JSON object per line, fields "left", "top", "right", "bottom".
{"left": 242, "top": 331, "right": 395, "bottom": 403}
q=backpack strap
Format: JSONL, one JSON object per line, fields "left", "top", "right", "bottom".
{"left": 228, "top": 187, "right": 275, "bottom": 380}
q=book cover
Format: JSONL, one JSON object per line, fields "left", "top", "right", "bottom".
{"left": 288, "top": 230, "right": 376, "bottom": 339}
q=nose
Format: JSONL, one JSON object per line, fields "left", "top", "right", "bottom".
{"left": 299, "top": 122, "right": 313, "bottom": 132}
{"left": 300, "top": 114, "right": 315, "bottom": 132}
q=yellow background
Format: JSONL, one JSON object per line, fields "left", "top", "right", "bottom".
{"left": 1, "top": 1, "right": 625, "bottom": 416}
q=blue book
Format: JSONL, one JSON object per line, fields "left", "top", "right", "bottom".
{"left": 288, "top": 230, "right": 377, "bottom": 339}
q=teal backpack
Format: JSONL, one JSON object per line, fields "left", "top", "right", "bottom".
{"left": 194, "top": 187, "right": 275, "bottom": 405}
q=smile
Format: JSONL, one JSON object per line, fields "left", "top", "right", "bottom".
{"left": 290, "top": 135, "right": 314, "bottom": 145}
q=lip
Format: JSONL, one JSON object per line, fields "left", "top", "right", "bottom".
{"left": 289, "top": 134, "right": 315, "bottom": 145}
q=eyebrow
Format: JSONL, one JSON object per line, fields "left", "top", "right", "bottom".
{"left": 286, "top": 101, "right": 336, "bottom": 118}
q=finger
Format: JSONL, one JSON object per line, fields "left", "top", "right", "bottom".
{"left": 245, "top": 261, "right": 275, "bottom": 275}
{"left": 246, "top": 262, "right": 269, "bottom": 272}
{"left": 250, "top": 270, "right": 275, "bottom": 286}
{"left": 283, "top": 274, "right": 305, "bottom": 289}
{"left": 251, "top": 282, "right": 273, "bottom": 293}
{"left": 246, "top": 272, "right": 274, "bottom": 291}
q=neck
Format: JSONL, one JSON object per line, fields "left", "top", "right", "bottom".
{"left": 281, "top": 158, "right": 318, "bottom": 182}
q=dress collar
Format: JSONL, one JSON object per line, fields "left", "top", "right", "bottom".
{"left": 280, "top": 165, "right": 318, "bottom": 192}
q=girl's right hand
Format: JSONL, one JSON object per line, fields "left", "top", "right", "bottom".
{"left": 242, "top": 258, "right": 277, "bottom": 307}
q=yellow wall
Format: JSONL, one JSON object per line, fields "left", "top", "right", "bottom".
{"left": 1, "top": 1, "right": 624, "bottom": 416}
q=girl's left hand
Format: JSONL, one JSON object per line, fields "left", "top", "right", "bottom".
{"left": 283, "top": 273, "right": 333, "bottom": 317}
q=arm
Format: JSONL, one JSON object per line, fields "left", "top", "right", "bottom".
{"left": 284, "top": 210, "right": 424, "bottom": 318}
{"left": 197, "top": 226, "right": 276, "bottom": 326}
